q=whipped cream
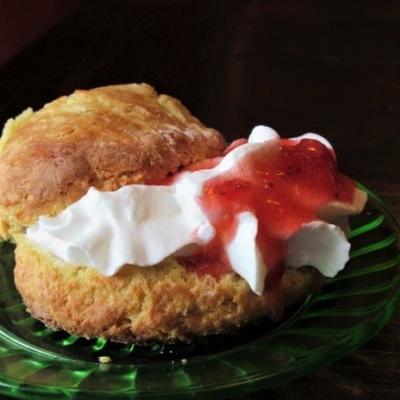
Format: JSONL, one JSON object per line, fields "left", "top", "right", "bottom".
{"left": 26, "top": 126, "right": 366, "bottom": 295}
{"left": 286, "top": 221, "right": 350, "bottom": 277}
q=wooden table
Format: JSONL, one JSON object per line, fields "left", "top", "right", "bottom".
{"left": 0, "top": 1, "right": 399, "bottom": 399}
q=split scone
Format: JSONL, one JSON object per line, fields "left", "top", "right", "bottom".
{"left": 0, "top": 83, "right": 365, "bottom": 342}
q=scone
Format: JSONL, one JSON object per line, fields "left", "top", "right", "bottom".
{"left": 14, "top": 233, "right": 322, "bottom": 342}
{"left": 0, "top": 83, "right": 224, "bottom": 238}
{"left": 0, "top": 83, "right": 360, "bottom": 343}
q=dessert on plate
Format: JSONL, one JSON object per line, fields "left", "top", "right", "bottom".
{"left": 0, "top": 84, "right": 366, "bottom": 343}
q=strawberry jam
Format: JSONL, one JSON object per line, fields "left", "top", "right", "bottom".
{"left": 175, "top": 137, "right": 355, "bottom": 291}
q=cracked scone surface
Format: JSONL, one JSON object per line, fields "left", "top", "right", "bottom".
{"left": 15, "top": 234, "right": 323, "bottom": 342}
{"left": 0, "top": 83, "right": 225, "bottom": 238}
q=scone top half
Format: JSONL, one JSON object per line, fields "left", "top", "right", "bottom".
{"left": 0, "top": 83, "right": 225, "bottom": 239}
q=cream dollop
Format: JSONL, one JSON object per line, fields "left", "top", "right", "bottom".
{"left": 26, "top": 126, "right": 366, "bottom": 295}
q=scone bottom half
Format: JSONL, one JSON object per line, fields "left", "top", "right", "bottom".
{"left": 14, "top": 234, "right": 323, "bottom": 343}
{"left": 1, "top": 83, "right": 325, "bottom": 344}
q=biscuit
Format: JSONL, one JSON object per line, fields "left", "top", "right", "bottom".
{"left": 1, "top": 84, "right": 324, "bottom": 343}
{"left": 14, "top": 234, "right": 323, "bottom": 342}
{"left": 0, "top": 83, "right": 225, "bottom": 238}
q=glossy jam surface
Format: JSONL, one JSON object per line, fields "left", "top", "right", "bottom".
{"left": 176, "top": 138, "right": 355, "bottom": 288}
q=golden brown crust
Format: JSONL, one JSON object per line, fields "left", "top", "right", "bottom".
{"left": 0, "top": 83, "right": 225, "bottom": 238}
{"left": 14, "top": 235, "right": 324, "bottom": 343}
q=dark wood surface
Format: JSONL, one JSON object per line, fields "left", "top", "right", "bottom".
{"left": 0, "top": 1, "right": 399, "bottom": 399}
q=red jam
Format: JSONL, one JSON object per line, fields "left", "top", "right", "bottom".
{"left": 174, "top": 138, "right": 355, "bottom": 290}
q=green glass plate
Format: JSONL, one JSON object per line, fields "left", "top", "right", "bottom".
{"left": 0, "top": 185, "right": 398, "bottom": 399}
